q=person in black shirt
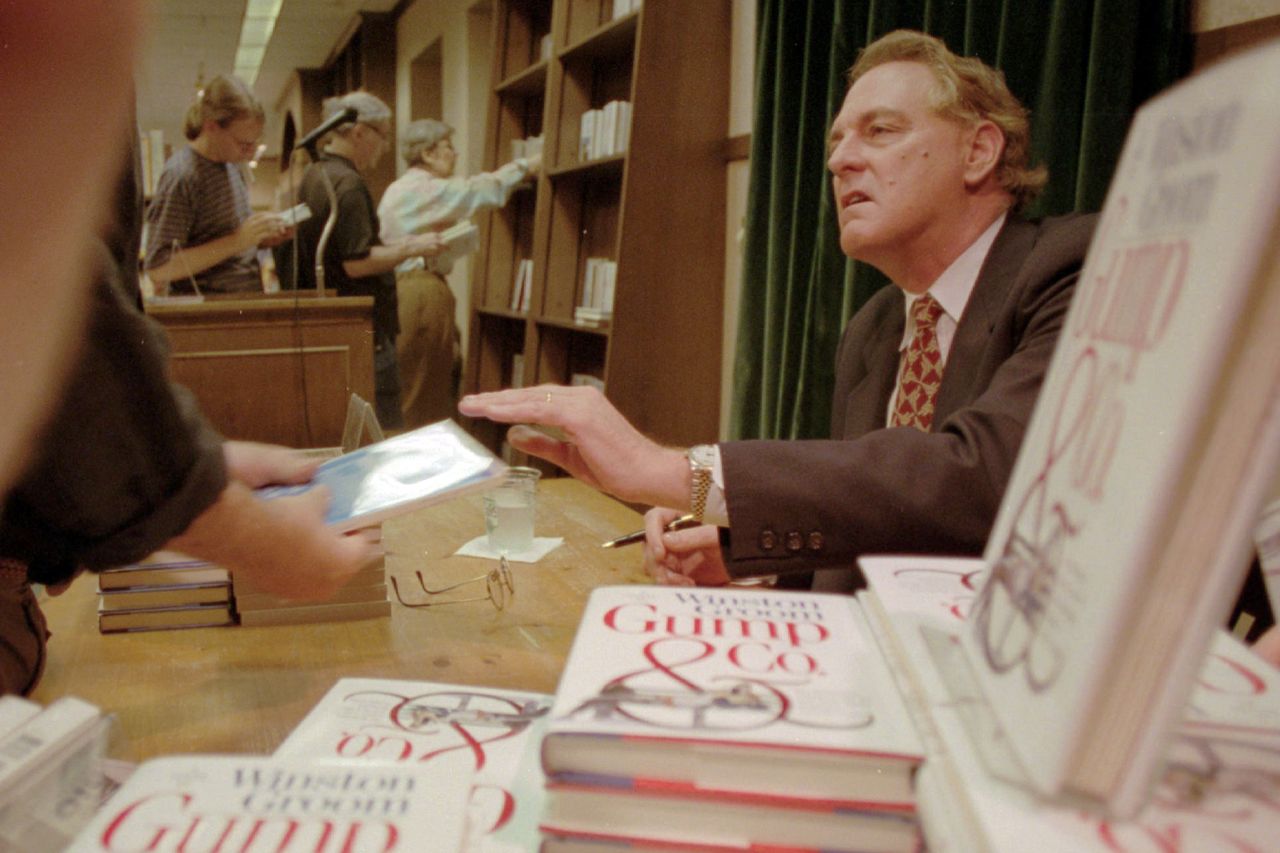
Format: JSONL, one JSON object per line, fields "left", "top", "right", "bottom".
{"left": 281, "top": 91, "right": 443, "bottom": 430}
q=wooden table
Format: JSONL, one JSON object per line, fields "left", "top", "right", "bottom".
{"left": 30, "top": 479, "right": 647, "bottom": 762}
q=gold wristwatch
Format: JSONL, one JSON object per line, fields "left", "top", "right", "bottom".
{"left": 686, "top": 444, "right": 715, "bottom": 523}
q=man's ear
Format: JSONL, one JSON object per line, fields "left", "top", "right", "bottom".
{"left": 963, "top": 120, "right": 1005, "bottom": 189}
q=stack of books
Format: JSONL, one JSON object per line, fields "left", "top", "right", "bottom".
{"left": 577, "top": 100, "right": 631, "bottom": 163}
{"left": 96, "top": 551, "right": 234, "bottom": 634}
{"left": 0, "top": 695, "right": 111, "bottom": 851}
{"left": 274, "top": 677, "right": 553, "bottom": 851}
{"left": 234, "top": 546, "right": 391, "bottom": 627}
{"left": 574, "top": 257, "right": 614, "bottom": 327}
{"left": 536, "top": 585, "right": 924, "bottom": 852}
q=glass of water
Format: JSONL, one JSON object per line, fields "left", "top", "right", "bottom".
{"left": 484, "top": 467, "right": 541, "bottom": 555}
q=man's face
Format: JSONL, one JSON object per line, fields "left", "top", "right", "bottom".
{"left": 827, "top": 61, "right": 972, "bottom": 272}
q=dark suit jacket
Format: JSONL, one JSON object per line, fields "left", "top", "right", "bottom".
{"left": 719, "top": 213, "right": 1098, "bottom": 579}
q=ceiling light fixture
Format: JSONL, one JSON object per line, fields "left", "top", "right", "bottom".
{"left": 234, "top": 0, "right": 284, "bottom": 87}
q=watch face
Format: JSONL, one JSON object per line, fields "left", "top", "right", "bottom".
{"left": 688, "top": 444, "right": 715, "bottom": 467}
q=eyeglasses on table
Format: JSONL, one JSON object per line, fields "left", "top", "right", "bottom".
{"left": 391, "top": 556, "right": 514, "bottom": 611}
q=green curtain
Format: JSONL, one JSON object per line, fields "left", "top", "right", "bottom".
{"left": 729, "top": 0, "right": 1191, "bottom": 441}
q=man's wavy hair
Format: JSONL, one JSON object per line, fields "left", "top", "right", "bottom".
{"left": 850, "top": 30, "right": 1047, "bottom": 211}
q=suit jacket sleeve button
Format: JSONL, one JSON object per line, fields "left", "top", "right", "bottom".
{"left": 759, "top": 529, "right": 777, "bottom": 551}
{"left": 807, "top": 531, "right": 824, "bottom": 552}
{"left": 785, "top": 531, "right": 803, "bottom": 552}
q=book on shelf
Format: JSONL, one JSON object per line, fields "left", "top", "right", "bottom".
{"left": 538, "top": 585, "right": 924, "bottom": 850}
{"left": 511, "top": 353, "right": 525, "bottom": 389}
{"left": 860, "top": 554, "right": 1280, "bottom": 851}
{"left": 956, "top": 38, "right": 1280, "bottom": 816}
{"left": 98, "top": 600, "right": 235, "bottom": 634}
{"left": 511, "top": 259, "right": 533, "bottom": 313}
{"left": 256, "top": 419, "right": 506, "bottom": 533}
{"left": 65, "top": 754, "right": 471, "bottom": 852}
{"left": 275, "top": 677, "right": 553, "bottom": 852}
{"left": 569, "top": 373, "right": 604, "bottom": 393}
{"left": 0, "top": 696, "right": 111, "bottom": 852}
{"left": 97, "top": 551, "right": 229, "bottom": 590}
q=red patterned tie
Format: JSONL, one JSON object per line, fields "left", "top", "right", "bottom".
{"left": 891, "top": 294, "right": 945, "bottom": 431}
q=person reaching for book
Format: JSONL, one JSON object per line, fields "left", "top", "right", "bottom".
{"left": 461, "top": 30, "right": 1097, "bottom": 593}
{"left": 378, "top": 119, "right": 542, "bottom": 429}
{"left": 0, "top": 108, "right": 379, "bottom": 697}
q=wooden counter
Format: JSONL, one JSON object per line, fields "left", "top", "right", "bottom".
{"left": 146, "top": 293, "right": 375, "bottom": 447}
{"left": 31, "top": 478, "right": 647, "bottom": 761}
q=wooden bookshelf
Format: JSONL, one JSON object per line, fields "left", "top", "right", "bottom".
{"left": 465, "top": 0, "right": 730, "bottom": 458}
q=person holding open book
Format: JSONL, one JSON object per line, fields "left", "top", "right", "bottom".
{"left": 378, "top": 119, "right": 541, "bottom": 429}
{"left": 460, "top": 30, "right": 1097, "bottom": 592}
{"left": 143, "top": 75, "right": 291, "bottom": 296}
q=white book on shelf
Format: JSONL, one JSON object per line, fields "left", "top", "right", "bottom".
{"left": 255, "top": 419, "right": 506, "bottom": 533}
{"left": 512, "top": 352, "right": 525, "bottom": 389}
{"left": 598, "top": 260, "right": 616, "bottom": 312}
{"left": 617, "top": 101, "right": 632, "bottom": 154}
{"left": 599, "top": 102, "right": 619, "bottom": 159}
{"left": 578, "top": 110, "right": 598, "bottom": 162}
{"left": 275, "top": 677, "right": 552, "bottom": 853}
{"left": 519, "top": 260, "right": 532, "bottom": 312}
{"left": 580, "top": 257, "right": 598, "bottom": 309}
{"left": 541, "top": 586, "right": 924, "bottom": 811}
{"left": 960, "top": 38, "right": 1280, "bottom": 816}
{"left": 66, "top": 754, "right": 471, "bottom": 853}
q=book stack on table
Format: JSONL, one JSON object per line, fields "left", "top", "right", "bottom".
{"left": 233, "top": 540, "right": 391, "bottom": 627}
{"left": 0, "top": 695, "right": 111, "bottom": 850}
{"left": 273, "top": 677, "right": 554, "bottom": 852}
{"left": 537, "top": 585, "right": 925, "bottom": 852}
{"left": 96, "top": 550, "right": 234, "bottom": 634}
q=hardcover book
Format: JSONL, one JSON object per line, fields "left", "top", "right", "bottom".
{"left": 97, "top": 552, "right": 229, "bottom": 590}
{"left": 97, "top": 600, "right": 235, "bottom": 633}
{"left": 65, "top": 754, "right": 471, "bottom": 852}
{"left": 861, "top": 554, "right": 1280, "bottom": 851}
{"left": 959, "top": 40, "right": 1280, "bottom": 815}
{"left": 256, "top": 419, "right": 507, "bottom": 533}
{"left": 274, "top": 677, "right": 552, "bottom": 852}
{"left": 541, "top": 585, "right": 923, "bottom": 809}
{"left": 0, "top": 696, "right": 110, "bottom": 851}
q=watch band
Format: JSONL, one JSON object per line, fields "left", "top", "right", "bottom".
{"left": 687, "top": 445, "right": 714, "bottom": 523}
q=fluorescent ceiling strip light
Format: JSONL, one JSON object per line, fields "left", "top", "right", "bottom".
{"left": 234, "top": 0, "right": 284, "bottom": 87}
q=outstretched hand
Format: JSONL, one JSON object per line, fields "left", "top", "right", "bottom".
{"left": 459, "top": 384, "right": 688, "bottom": 509}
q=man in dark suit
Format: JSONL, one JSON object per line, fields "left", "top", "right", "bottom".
{"left": 459, "top": 30, "right": 1096, "bottom": 590}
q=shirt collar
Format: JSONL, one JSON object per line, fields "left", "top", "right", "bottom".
{"left": 899, "top": 212, "right": 1006, "bottom": 340}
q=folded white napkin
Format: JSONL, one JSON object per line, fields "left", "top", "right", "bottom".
{"left": 454, "top": 535, "right": 564, "bottom": 563}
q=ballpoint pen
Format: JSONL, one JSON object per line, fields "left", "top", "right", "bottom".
{"left": 601, "top": 514, "right": 702, "bottom": 548}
